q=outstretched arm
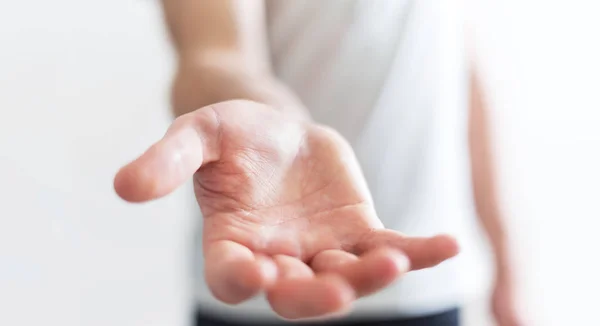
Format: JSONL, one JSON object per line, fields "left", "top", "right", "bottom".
{"left": 114, "top": 1, "right": 461, "bottom": 321}
{"left": 160, "top": 0, "right": 309, "bottom": 120}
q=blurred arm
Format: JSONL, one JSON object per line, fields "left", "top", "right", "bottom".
{"left": 468, "top": 69, "right": 514, "bottom": 284}
{"left": 160, "top": 0, "right": 309, "bottom": 119}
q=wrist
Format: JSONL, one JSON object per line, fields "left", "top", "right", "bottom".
{"left": 172, "top": 58, "right": 310, "bottom": 121}
{"left": 490, "top": 242, "right": 517, "bottom": 285}
{"left": 494, "top": 258, "right": 516, "bottom": 287}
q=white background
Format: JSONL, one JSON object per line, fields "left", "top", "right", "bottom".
{"left": 0, "top": 1, "right": 598, "bottom": 325}
{"left": 468, "top": 1, "right": 600, "bottom": 325}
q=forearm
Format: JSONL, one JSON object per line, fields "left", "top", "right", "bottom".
{"left": 161, "top": 0, "right": 309, "bottom": 120}
{"left": 468, "top": 69, "right": 513, "bottom": 282}
{"left": 475, "top": 204, "right": 511, "bottom": 280}
{"left": 161, "top": 0, "right": 267, "bottom": 67}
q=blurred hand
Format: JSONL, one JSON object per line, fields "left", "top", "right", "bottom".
{"left": 114, "top": 100, "right": 459, "bottom": 320}
{"left": 491, "top": 278, "right": 524, "bottom": 326}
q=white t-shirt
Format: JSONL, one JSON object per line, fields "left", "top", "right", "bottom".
{"left": 194, "top": 0, "right": 488, "bottom": 320}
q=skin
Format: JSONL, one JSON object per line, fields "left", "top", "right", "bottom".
{"left": 114, "top": 0, "right": 523, "bottom": 323}
{"left": 114, "top": 100, "right": 459, "bottom": 319}
{"left": 470, "top": 70, "right": 524, "bottom": 326}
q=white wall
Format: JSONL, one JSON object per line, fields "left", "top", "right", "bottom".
{"left": 0, "top": 1, "right": 196, "bottom": 325}
{"left": 469, "top": 1, "right": 600, "bottom": 325}
{"left": 1, "top": 1, "right": 598, "bottom": 326}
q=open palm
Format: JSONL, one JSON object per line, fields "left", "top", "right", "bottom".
{"left": 114, "top": 100, "right": 459, "bottom": 320}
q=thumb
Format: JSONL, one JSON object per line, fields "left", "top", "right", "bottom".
{"left": 114, "top": 105, "right": 222, "bottom": 202}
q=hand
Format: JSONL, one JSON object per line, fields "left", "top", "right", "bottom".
{"left": 114, "top": 100, "right": 459, "bottom": 320}
{"left": 491, "top": 278, "right": 524, "bottom": 326}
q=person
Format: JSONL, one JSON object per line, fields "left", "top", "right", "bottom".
{"left": 114, "top": 1, "right": 522, "bottom": 325}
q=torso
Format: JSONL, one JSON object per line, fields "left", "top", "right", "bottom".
{"left": 194, "top": 0, "right": 486, "bottom": 319}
